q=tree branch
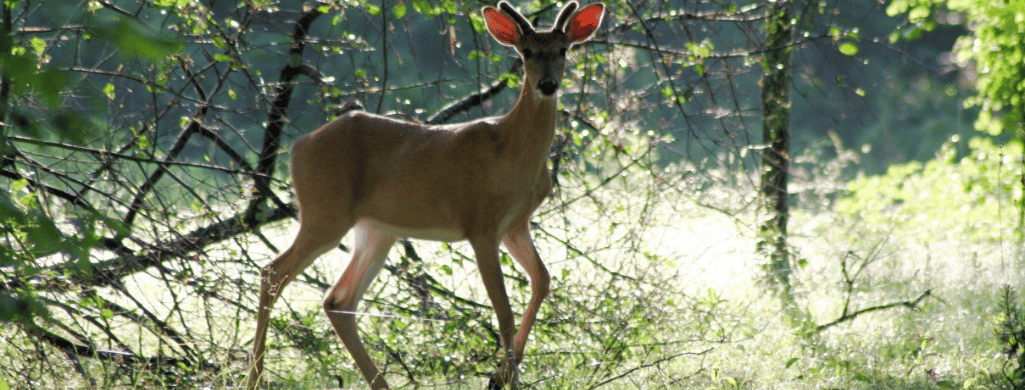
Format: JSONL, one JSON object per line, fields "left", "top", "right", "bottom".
{"left": 120, "top": 110, "right": 208, "bottom": 235}
{"left": 21, "top": 320, "right": 213, "bottom": 372}
{"left": 425, "top": 60, "right": 522, "bottom": 125}
{"left": 249, "top": 7, "right": 323, "bottom": 216}
{"left": 0, "top": 203, "right": 296, "bottom": 293}
{"left": 815, "top": 289, "right": 935, "bottom": 333}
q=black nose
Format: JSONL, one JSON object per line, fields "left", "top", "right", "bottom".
{"left": 538, "top": 81, "right": 558, "bottom": 95}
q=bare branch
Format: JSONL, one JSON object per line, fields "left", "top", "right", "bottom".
{"left": 815, "top": 289, "right": 935, "bottom": 333}
{"left": 21, "top": 320, "right": 215, "bottom": 372}
{"left": 426, "top": 60, "right": 522, "bottom": 125}
{"left": 250, "top": 7, "right": 323, "bottom": 216}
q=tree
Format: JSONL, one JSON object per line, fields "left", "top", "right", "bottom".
{"left": 889, "top": 0, "right": 1025, "bottom": 253}
{"left": 759, "top": 0, "right": 795, "bottom": 295}
{"left": 2, "top": 0, "right": 735, "bottom": 386}
{"left": 0, "top": 0, "right": 953, "bottom": 387}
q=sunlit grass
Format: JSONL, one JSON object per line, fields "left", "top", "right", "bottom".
{"left": 2, "top": 143, "right": 1019, "bottom": 389}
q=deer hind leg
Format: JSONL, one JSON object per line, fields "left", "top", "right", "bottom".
{"left": 247, "top": 216, "right": 353, "bottom": 389}
{"left": 323, "top": 220, "right": 397, "bottom": 390}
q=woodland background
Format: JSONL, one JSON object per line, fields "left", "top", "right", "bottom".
{"left": 1, "top": 0, "right": 1024, "bottom": 389}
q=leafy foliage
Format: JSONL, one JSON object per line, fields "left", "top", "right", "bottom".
{"left": 890, "top": 0, "right": 1025, "bottom": 136}
{"left": 0, "top": 0, "right": 1019, "bottom": 389}
{"left": 0, "top": 0, "right": 750, "bottom": 387}
{"left": 997, "top": 286, "right": 1025, "bottom": 389}
{"left": 839, "top": 137, "right": 1022, "bottom": 242}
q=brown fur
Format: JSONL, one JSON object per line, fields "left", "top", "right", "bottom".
{"left": 246, "top": 3, "right": 604, "bottom": 389}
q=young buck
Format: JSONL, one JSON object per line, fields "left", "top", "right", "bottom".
{"left": 246, "top": 2, "right": 604, "bottom": 389}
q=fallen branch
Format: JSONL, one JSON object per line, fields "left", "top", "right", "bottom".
{"left": 584, "top": 348, "right": 714, "bottom": 390}
{"left": 0, "top": 203, "right": 296, "bottom": 293}
{"left": 21, "top": 320, "right": 212, "bottom": 371}
{"left": 815, "top": 288, "right": 935, "bottom": 333}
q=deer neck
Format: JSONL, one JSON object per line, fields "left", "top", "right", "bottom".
{"left": 500, "top": 80, "right": 558, "bottom": 167}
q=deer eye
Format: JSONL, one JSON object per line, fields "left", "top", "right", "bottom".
{"left": 522, "top": 48, "right": 533, "bottom": 59}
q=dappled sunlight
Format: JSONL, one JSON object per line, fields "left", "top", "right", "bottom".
{"left": 4, "top": 0, "right": 1024, "bottom": 388}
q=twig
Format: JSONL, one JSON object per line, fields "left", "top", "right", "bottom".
{"left": 584, "top": 348, "right": 714, "bottom": 390}
{"left": 0, "top": 1, "right": 10, "bottom": 139}
{"left": 425, "top": 60, "right": 522, "bottom": 125}
{"left": 376, "top": 0, "right": 388, "bottom": 113}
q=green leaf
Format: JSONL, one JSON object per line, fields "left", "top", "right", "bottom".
{"left": 908, "top": 5, "right": 930, "bottom": 21}
{"left": 138, "top": 135, "right": 152, "bottom": 150}
{"left": 87, "top": 13, "right": 183, "bottom": 62}
{"left": 723, "top": 376, "right": 738, "bottom": 388}
{"left": 905, "top": 26, "right": 924, "bottom": 41}
{"left": 103, "top": 83, "right": 115, "bottom": 100}
{"left": 661, "top": 85, "right": 674, "bottom": 100}
{"left": 885, "top": 0, "right": 910, "bottom": 17}
{"left": 24, "top": 214, "right": 63, "bottom": 256}
{"left": 38, "top": 69, "right": 65, "bottom": 107}
{"left": 29, "top": 37, "right": 46, "bottom": 57}
{"left": 785, "top": 357, "right": 799, "bottom": 369}
{"left": 838, "top": 42, "right": 859, "bottom": 56}
{"left": 1, "top": 53, "right": 65, "bottom": 108}
{"left": 412, "top": 0, "right": 432, "bottom": 15}
{"left": 393, "top": 2, "right": 407, "bottom": 19}
{"left": 11, "top": 178, "right": 29, "bottom": 194}
{"left": 440, "top": 0, "right": 456, "bottom": 13}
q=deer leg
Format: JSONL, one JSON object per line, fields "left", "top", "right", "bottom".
{"left": 247, "top": 218, "right": 352, "bottom": 390}
{"left": 501, "top": 221, "right": 550, "bottom": 365}
{"left": 471, "top": 238, "right": 519, "bottom": 390}
{"left": 323, "top": 221, "right": 397, "bottom": 390}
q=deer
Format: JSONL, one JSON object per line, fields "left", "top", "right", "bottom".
{"left": 245, "top": 2, "right": 605, "bottom": 389}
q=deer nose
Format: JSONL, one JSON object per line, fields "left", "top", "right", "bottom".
{"left": 538, "top": 80, "right": 558, "bottom": 96}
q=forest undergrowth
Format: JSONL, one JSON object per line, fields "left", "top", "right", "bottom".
{"left": 3, "top": 138, "right": 1020, "bottom": 390}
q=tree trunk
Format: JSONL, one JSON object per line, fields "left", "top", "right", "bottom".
{"left": 1018, "top": 121, "right": 1024, "bottom": 266}
{"left": 759, "top": 0, "right": 794, "bottom": 294}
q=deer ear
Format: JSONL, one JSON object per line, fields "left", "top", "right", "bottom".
{"left": 482, "top": 6, "right": 522, "bottom": 46}
{"left": 565, "top": 3, "right": 604, "bottom": 43}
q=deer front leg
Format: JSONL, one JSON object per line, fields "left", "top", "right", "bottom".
{"left": 471, "top": 238, "right": 519, "bottom": 390}
{"left": 502, "top": 221, "right": 550, "bottom": 364}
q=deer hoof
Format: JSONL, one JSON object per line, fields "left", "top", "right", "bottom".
{"left": 487, "top": 361, "right": 519, "bottom": 390}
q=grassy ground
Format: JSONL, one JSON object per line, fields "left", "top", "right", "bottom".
{"left": 246, "top": 160, "right": 1016, "bottom": 389}
{"left": 1, "top": 153, "right": 1019, "bottom": 389}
